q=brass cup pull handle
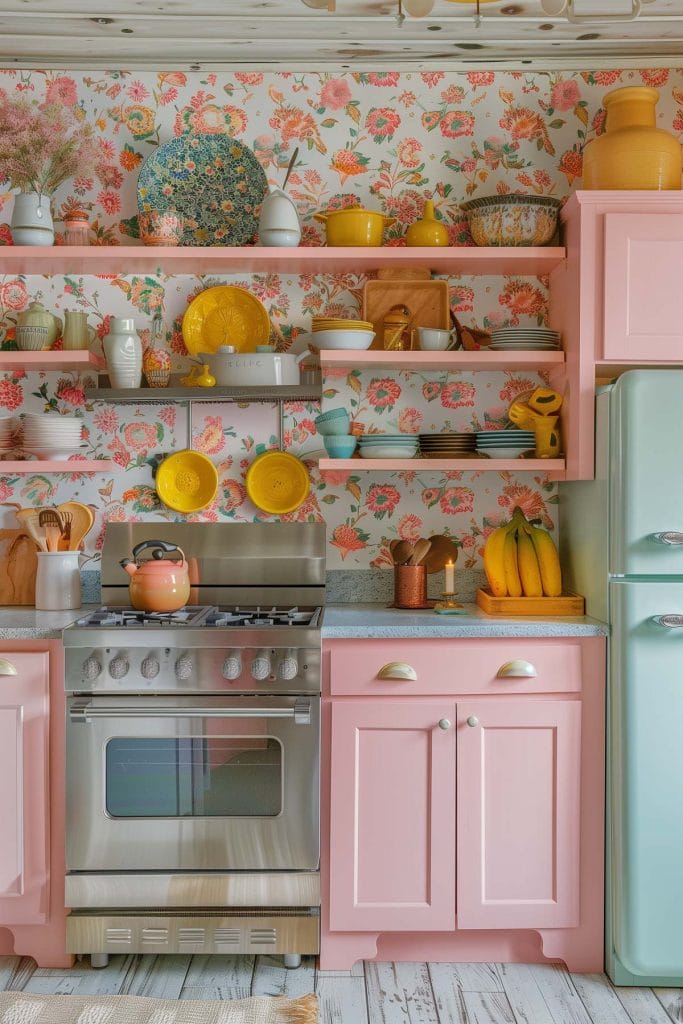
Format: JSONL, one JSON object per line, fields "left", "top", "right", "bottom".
{"left": 0, "top": 658, "right": 17, "bottom": 676}
{"left": 376, "top": 661, "right": 418, "bottom": 682}
{"left": 496, "top": 659, "right": 538, "bottom": 679}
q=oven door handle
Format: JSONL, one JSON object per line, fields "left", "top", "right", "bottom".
{"left": 69, "top": 699, "right": 312, "bottom": 726}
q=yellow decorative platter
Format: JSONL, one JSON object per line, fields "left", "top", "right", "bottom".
{"left": 155, "top": 450, "right": 219, "bottom": 513}
{"left": 246, "top": 451, "right": 310, "bottom": 515}
{"left": 182, "top": 285, "right": 271, "bottom": 356}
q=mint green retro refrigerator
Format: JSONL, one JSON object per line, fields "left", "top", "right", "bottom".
{"left": 560, "top": 370, "right": 683, "bottom": 986}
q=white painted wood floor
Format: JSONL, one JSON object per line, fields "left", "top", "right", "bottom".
{"left": 1, "top": 956, "right": 683, "bottom": 1023}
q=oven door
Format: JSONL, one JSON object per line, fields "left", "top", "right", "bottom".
{"left": 66, "top": 694, "right": 319, "bottom": 872}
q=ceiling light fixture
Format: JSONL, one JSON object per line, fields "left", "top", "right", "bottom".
{"left": 403, "top": 0, "right": 437, "bottom": 16}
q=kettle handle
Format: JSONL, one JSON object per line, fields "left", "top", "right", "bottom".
{"left": 132, "top": 539, "right": 184, "bottom": 562}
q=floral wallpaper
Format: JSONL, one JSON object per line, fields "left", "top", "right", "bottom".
{"left": 0, "top": 66, "right": 680, "bottom": 575}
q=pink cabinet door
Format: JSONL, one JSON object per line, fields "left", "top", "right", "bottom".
{"left": 329, "top": 699, "right": 456, "bottom": 932}
{"left": 457, "top": 698, "right": 581, "bottom": 930}
{"left": 0, "top": 651, "right": 50, "bottom": 925}
{"left": 603, "top": 213, "right": 683, "bottom": 361}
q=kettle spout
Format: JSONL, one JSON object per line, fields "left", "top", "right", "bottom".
{"left": 120, "top": 558, "right": 138, "bottom": 577}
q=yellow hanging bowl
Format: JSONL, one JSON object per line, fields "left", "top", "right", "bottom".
{"left": 155, "top": 450, "right": 219, "bottom": 513}
{"left": 246, "top": 451, "right": 310, "bottom": 515}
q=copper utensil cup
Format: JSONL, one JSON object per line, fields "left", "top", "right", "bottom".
{"left": 394, "top": 564, "right": 428, "bottom": 608}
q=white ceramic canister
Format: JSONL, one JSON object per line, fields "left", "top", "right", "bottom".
{"left": 258, "top": 188, "right": 301, "bottom": 247}
{"left": 35, "top": 551, "right": 81, "bottom": 610}
{"left": 103, "top": 316, "right": 142, "bottom": 388}
{"left": 11, "top": 192, "right": 54, "bottom": 246}
{"left": 63, "top": 310, "right": 96, "bottom": 351}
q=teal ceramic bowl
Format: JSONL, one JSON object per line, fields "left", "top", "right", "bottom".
{"left": 315, "top": 409, "right": 350, "bottom": 436}
{"left": 323, "top": 435, "right": 358, "bottom": 458}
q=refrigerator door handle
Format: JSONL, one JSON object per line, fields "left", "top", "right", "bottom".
{"left": 652, "top": 532, "right": 683, "bottom": 545}
{"left": 652, "top": 614, "right": 683, "bottom": 629}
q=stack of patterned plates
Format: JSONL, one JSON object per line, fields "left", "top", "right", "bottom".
{"left": 0, "top": 415, "right": 15, "bottom": 453}
{"left": 358, "top": 434, "right": 418, "bottom": 459}
{"left": 475, "top": 429, "right": 535, "bottom": 458}
{"left": 419, "top": 433, "right": 477, "bottom": 458}
{"left": 489, "top": 327, "right": 561, "bottom": 351}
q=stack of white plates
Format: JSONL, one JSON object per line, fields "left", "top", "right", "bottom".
{"left": 358, "top": 434, "right": 419, "bottom": 460}
{"left": 475, "top": 429, "right": 535, "bottom": 459}
{"left": 489, "top": 327, "right": 561, "bottom": 351}
{"left": 22, "top": 413, "right": 84, "bottom": 459}
{"left": 0, "top": 415, "right": 15, "bottom": 452}
{"left": 419, "top": 433, "right": 476, "bottom": 458}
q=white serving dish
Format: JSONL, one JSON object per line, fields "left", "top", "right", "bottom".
{"left": 309, "top": 329, "right": 375, "bottom": 351}
{"left": 476, "top": 447, "right": 532, "bottom": 459}
{"left": 359, "top": 445, "right": 418, "bottom": 459}
{"left": 200, "top": 349, "right": 306, "bottom": 386}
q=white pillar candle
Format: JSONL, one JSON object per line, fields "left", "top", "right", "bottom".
{"left": 444, "top": 560, "right": 455, "bottom": 593}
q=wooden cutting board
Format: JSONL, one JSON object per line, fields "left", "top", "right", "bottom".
{"left": 0, "top": 529, "right": 38, "bottom": 606}
{"left": 363, "top": 278, "right": 450, "bottom": 351}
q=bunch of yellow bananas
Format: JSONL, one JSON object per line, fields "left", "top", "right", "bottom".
{"left": 483, "top": 507, "right": 562, "bottom": 598}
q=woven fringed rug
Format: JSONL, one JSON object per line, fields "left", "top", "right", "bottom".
{"left": 0, "top": 990, "right": 318, "bottom": 1024}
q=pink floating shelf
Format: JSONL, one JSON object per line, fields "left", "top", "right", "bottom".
{"left": 319, "top": 458, "right": 566, "bottom": 478}
{"left": 319, "top": 350, "right": 565, "bottom": 370}
{"left": 0, "top": 245, "right": 566, "bottom": 277}
{"left": 0, "top": 460, "right": 115, "bottom": 474}
{"left": 0, "top": 351, "right": 104, "bottom": 371}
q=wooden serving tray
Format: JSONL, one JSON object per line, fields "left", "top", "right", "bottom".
{"left": 476, "top": 588, "right": 585, "bottom": 616}
{"left": 363, "top": 278, "right": 450, "bottom": 351}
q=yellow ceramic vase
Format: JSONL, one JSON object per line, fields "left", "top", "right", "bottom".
{"left": 583, "top": 86, "right": 682, "bottom": 191}
{"left": 406, "top": 199, "right": 449, "bottom": 247}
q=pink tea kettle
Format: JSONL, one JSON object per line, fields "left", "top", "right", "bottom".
{"left": 120, "top": 539, "right": 191, "bottom": 612}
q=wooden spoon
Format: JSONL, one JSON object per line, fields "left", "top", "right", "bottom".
{"left": 391, "top": 539, "right": 414, "bottom": 566}
{"left": 408, "top": 537, "right": 432, "bottom": 565}
{"left": 14, "top": 508, "right": 47, "bottom": 551}
{"left": 57, "top": 501, "right": 94, "bottom": 551}
{"left": 422, "top": 534, "right": 459, "bottom": 575}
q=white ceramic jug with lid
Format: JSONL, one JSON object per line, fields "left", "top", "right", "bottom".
{"left": 258, "top": 188, "right": 301, "bottom": 247}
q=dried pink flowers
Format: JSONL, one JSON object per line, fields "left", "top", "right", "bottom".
{"left": 0, "top": 96, "right": 98, "bottom": 195}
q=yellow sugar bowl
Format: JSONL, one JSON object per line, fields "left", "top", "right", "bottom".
{"left": 406, "top": 199, "right": 449, "bottom": 247}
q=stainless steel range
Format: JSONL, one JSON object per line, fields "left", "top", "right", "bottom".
{"left": 63, "top": 522, "right": 325, "bottom": 969}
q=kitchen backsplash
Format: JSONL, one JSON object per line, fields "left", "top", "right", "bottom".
{"left": 1, "top": 67, "right": 679, "bottom": 576}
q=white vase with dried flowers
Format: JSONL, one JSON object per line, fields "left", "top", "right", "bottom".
{"left": 0, "top": 95, "right": 97, "bottom": 246}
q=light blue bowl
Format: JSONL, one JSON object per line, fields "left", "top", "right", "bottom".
{"left": 324, "top": 435, "right": 358, "bottom": 458}
{"left": 315, "top": 410, "right": 350, "bottom": 436}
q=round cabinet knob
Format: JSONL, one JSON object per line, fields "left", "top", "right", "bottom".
{"left": 251, "top": 648, "right": 272, "bottom": 682}
{"left": 278, "top": 649, "right": 299, "bottom": 681}
{"left": 222, "top": 652, "right": 243, "bottom": 681}
{"left": 175, "top": 654, "right": 193, "bottom": 681}
{"left": 467, "top": 715, "right": 479, "bottom": 728}
{"left": 140, "top": 654, "right": 160, "bottom": 680}
{"left": 438, "top": 718, "right": 451, "bottom": 730}
{"left": 108, "top": 655, "right": 129, "bottom": 680}
{"left": 82, "top": 656, "right": 102, "bottom": 681}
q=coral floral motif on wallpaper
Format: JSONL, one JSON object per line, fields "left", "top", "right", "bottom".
{"left": 1, "top": 67, "right": 680, "bottom": 570}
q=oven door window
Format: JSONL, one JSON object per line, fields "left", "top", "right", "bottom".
{"left": 105, "top": 734, "right": 283, "bottom": 818}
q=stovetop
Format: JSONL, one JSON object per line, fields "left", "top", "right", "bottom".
{"left": 73, "top": 605, "right": 322, "bottom": 630}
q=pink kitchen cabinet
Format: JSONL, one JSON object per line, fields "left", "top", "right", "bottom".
{"left": 329, "top": 699, "right": 456, "bottom": 933}
{"left": 0, "top": 642, "right": 70, "bottom": 968}
{"left": 321, "top": 636, "right": 606, "bottom": 973}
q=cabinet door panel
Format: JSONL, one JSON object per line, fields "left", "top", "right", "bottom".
{"left": 457, "top": 698, "right": 580, "bottom": 930}
{"left": 603, "top": 214, "right": 683, "bottom": 361}
{"left": 0, "top": 652, "right": 49, "bottom": 925}
{"left": 330, "top": 700, "right": 456, "bottom": 932}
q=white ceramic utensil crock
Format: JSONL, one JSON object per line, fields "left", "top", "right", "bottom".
{"left": 35, "top": 551, "right": 81, "bottom": 610}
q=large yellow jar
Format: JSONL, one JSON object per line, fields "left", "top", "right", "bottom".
{"left": 583, "top": 86, "right": 682, "bottom": 191}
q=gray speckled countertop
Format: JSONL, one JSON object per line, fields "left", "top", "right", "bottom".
{"left": 322, "top": 603, "right": 608, "bottom": 638}
{"left": 0, "top": 606, "right": 94, "bottom": 641}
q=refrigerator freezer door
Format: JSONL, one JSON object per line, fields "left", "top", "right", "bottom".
{"left": 610, "top": 371, "right": 683, "bottom": 576}
{"left": 611, "top": 580, "right": 683, "bottom": 977}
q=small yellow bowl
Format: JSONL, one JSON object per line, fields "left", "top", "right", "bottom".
{"left": 155, "top": 449, "right": 218, "bottom": 513}
{"left": 246, "top": 451, "right": 310, "bottom": 515}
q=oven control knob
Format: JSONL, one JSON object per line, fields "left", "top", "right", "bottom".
{"left": 108, "top": 655, "right": 129, "bottom": 680}
{"left": 141, "top": 654, "right": 160, "bottom": 680}
{"left": 251, "top": 648, "right": 272, "bottom": 681}
{"left": 175, "top": 654, "right": 193, "bottom": 681}
{"left": 278, "top": 649, "right": 299, "bottom": 681}
{"left": 222, "top": 652, "right": 242, "bottom": 681}
{"left": 82, "top": 656, "right": 102, "bottom": 681}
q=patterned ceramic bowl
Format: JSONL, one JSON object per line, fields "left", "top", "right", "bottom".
{"left": 460, "top": 195, "right": 561, "bottom": 247}
{"left": 139, "top": 211, "right": 183, "bottom": 247}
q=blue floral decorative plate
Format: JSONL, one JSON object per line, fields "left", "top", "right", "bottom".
{"left": 137, "top": 134, "right": 268, "bottom": 247}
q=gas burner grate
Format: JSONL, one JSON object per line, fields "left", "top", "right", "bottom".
{"left": 74, "top": 606, "right": 212, "bottom": 628}
{"left": 205, "top": 606, "right": 321, "bottom": 629}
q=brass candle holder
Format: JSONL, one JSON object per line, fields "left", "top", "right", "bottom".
{"left": 434, "top": 591, "right": 466, "bottom": 614}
